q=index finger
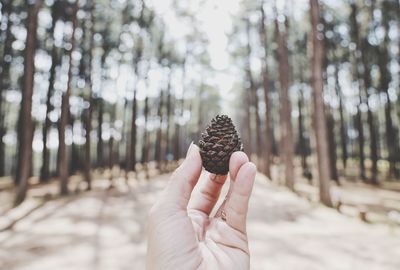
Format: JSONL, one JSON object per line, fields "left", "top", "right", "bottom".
{"left": 224, "top": 162, "right": 256, "bottom": 233}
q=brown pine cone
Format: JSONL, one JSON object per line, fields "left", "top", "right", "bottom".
{"left": 198, "top": 115, "right": 243, "bottom": 175}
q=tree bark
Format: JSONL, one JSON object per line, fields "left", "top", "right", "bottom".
{"left": 309, "top": 0, "right": 333, "bottom": 207}
{"left": 350, "top": 2, "right": 366, "bottom": 181}
{"left": 165, "top": 70, "right": 172, "bottom": 164}
{"left": 40, "top": 19, "right": 59, "bottom": 181}
{"left": 0, "top": 0, "right": 14, "bottom": 177}
{"left": 333, "top": 63, "right": 348, "bottom": 170}
{"left": 259, "top": 3, "right": 272, "bottom": 179}
{"left": 15, "top": 0, "right": 42, "bottom": 205}
{"left": 141, "top": 81, "right": 150, "bottom": 178}
{"left": 128, "top": 83, "right": 137, "bottom": 172}
{"left": 326, "top": 112, "right": 338, "bottom": 182}
{"left": 155, "top": 90, "right": 164, "bottom": 166}
{"left": 84, "top": 0, "right": 95, "bottom": 190}
{"left": 58, "top": 1, "right": 78, "bottom": 196}
{"left": 275, "top": 10, "right": 294, "bottom": 190}
{"left": 109, "top": 104, "right": 116, "bottom": 180}
{"left": 246, "top": 20, "right": 261, "bottom": 162}
{"left": 360, "top": 39, "right": 379, "bottom": 184}
{"left": 97, "top": 97, "right": 104, "bottom": 168}
{"left": 297, "top": 88, "right": 310, "bottom": 177}
{"left": 380, "top": 1, "right": 399, "bottom": 178}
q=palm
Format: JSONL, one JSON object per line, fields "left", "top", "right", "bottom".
{"left": 147, "top": 146, "right": 256, "bottom": 270}
{"left": 188, "top": 209, "right": 249, "bottom": 269}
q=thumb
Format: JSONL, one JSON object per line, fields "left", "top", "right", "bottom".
{"left": 162, "top": 143, "right": 202, "bottom": 209}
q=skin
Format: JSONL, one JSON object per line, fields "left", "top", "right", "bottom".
{"left": 146, "top": 143, "right": 256, "bottom": 270}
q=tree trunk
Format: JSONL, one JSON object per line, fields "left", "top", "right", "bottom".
{"left": 355, "top": 105, "right": 366, "bottom": 180}
{"left": 141, "top": 84, "right": 150, "bottom": 178}
{"left": 165, "top": 71, "right": 172, "bottom": 165}
{"left": 326, "top": 112, "right": 338, "bottom": 182}
{"left": 309, "top": 0, "right": 333, "bottom": 207}
{"left": 0, "top": 0, "right": 14, "bottom": 177}
{"left": 297, "top": 88, "right": 310, "bottom": 177}
{"left": 360, "top": 39, "right": 378, "bottom": 184}
{"left": 127, "top": 46, "right": 142, "bottom": 173}
{"left": 128, "top": 85, "right": 137, "bottom": 172}
{"left": 350, "top": 2, "right": 366, "bottom": 181}
{"left": 109, "top": 105, "right": 116, "bottom": 180}
{"left": 97, "top": 98, "right": 104, "bottom": 168}
{"left": 275, "top": 11, "right": 294, "bottom": 190}
{"left": 84, "top": 0, "right": 95, "bottom": 190}
{"left": 259, "top": 3, "right": 272, "bottom": 179}
{"left": 40, "top": 25, "right": 58, "bottom": 181}
{"left": 155, "top": 90, "right": 164, "bottom": 166}
{"left": 15, "top": 0, "right": 42, "bottom": 205}
{"left": 245, "top": 20, "right": 261, "bottom": 161}
{"left": 334, "top": 63, "right": 348, "bottom": 170}
{"left": 58, "top": 1, "right": 78, "bottom": 196}
{"left": 380, "top": 1, "right": 399, "bottom": 178}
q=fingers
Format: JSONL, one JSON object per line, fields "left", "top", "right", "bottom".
{"left": 188, "top": 151, "right": 249, "bottom": 215}
{"left": 188, "top": 173, "right": 227, "bottom": 215}
{"left": 229, "top": 151, "right": 250, "bottom": 180}
{"left": 214, "top": 151, "right": 249, "bottom": 217}
{"left": 224, "top": 162, "right": 256, "bottom": 233}
{"left": 161, "top": 143, "right": 202, "bottom": 210}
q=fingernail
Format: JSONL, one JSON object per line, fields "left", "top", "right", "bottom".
{"left": 186, "top": 141, "right": 195, "bottom": 157}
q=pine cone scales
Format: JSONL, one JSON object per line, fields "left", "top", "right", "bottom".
{"left": 199, "top": 115, "right": 243, "bottom": 175}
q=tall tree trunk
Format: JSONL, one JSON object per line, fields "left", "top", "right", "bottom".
{"left": 165, "top": 71, "right": 172, "bottom": 166}
{"left": 128, "top": 84, "right": 137, "bottom": 172}
{"left": 40, "top": 24, "right": 58, "bottom": 181}
{"left": 309, "top": 0, "right": 333, "bottom": 207}
{"left": 69, "top": 114, "right": 79, "bottom": 173}
{"left": 109, "top": 104, "right": 116, "bottom": 180}
{"left": 127, "top": 46, "right": 142, "bottom": 173}
{"left": 360, "top": 40, "right": 378, "bottom": 184}
{"left": 297, "top": 88, "right": 310, "bottom": 176}
{"left": 245, "top": 20, "right": 261, "bottom": 161}
{"left": 141, "top": 85, "right": 150, "bottom": 178}
{"left": 120, "top": 98, "right": 128, "bottom": 167}
{"left": 155, "top": 90, "right": 164, "bottom": 166}
{"left": 58, "top": 1, "right": 78, "bottom": 196}
{"left": 380, "top": 1, "right": 399, "bottom": 178}
{"left": 97, "top": 98, "right": 104, "bottom": 168}
{"left": 350, "top": 2, "right": 366, "bottom": 181}
{"left": 84, "top": 0, "right": 95, "bottom": 190}
{"left": 327, "top": 112, "right": 338, "bottom": 182}
{"left": 173, "top": 61, "right": 186, "bottom": 161}
{"left": 334, "top": 63, "right": 348, "bottom": 170}
{"left": 177, "top": 57, "right": 188, "bottom": 159}
{"left": 275, "top": 10, "right": 294, "bottom": 190}
{"left": 259, "top": 3, "right": 272, "bottom": 179}
{"left": 15, "top": 0, "right": 42, "bottom": 205}
{"left": 0, "top": 0, "right": 14, "bottom": 177}
{"left": 355, "top": 106, "right": 366, "bottom": 180}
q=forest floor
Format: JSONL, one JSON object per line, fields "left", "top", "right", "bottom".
{"left": 0, "top": 171, "right": 400, "bottom": 270}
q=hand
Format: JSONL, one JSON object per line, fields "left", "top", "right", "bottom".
{"left": 146, "top": 143, "right": 256, "bottom": 270}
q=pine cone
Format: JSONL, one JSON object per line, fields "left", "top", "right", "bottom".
{"left": 198, "top": 115, "right": 243, "bottom": 175}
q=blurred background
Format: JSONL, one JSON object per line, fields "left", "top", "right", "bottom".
{"left": 0, "top": 0, "right": 400, "bottom": 269}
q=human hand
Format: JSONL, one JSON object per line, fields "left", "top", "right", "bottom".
{"left": 146, "top": 143, "right": 256, "bottom": 270}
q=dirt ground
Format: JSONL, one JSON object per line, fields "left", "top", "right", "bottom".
{"left": 1, "top": 172, "right": 400, "bottom": 270}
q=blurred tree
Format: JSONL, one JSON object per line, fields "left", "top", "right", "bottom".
{"left": 379, "top": 0, "right": 399, "bottom": 178}
{"left": 274, "top": 4, "right": 294, "bottom": 190}
{"left": 40, "top": 1, "right": 62, "bottom": 182}
{"left": 0, "top": 0, "right": 14, "bottom": 176}
{"left": 259, "top": 2, "right": 272, "bottom": 179}
{"left": 309, "top": 0, "right": 332, "bottom": 207}
{"left": 15, "top": 0, "right": 42, "bottom": 205}
{"left": 58, "top": 0, "right": 78, "bottom": 195}
{"left": 349, "top": 1, "right": 367, "bottom": 181}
